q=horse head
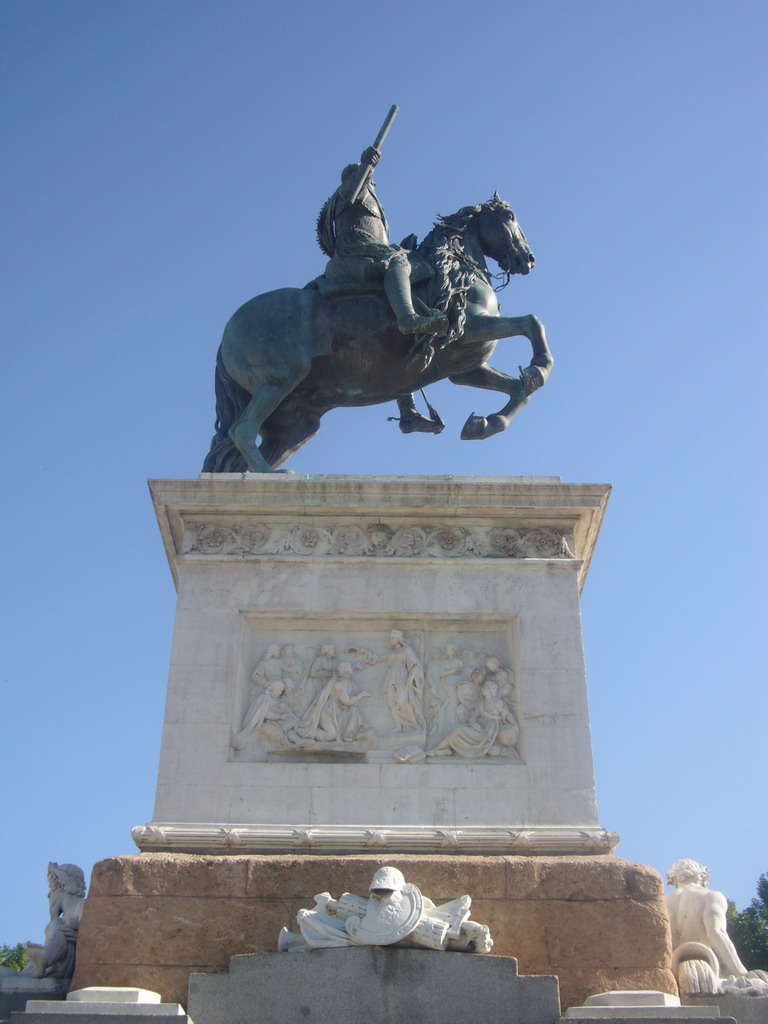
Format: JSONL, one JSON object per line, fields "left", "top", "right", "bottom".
{"left": 475, "top": 193, "right": 535, "bottom": 276}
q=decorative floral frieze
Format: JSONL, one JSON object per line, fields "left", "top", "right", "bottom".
{"left": 181, "top": 521, "right": 574, "bottom": 559}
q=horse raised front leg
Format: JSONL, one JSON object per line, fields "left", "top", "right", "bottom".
{"left": 454, "top": 314, "right": 554, "bottom": 440}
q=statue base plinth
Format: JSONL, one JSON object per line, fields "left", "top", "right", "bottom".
{"left": 0, "top": 989, "right": 64, "bottom": 1024}
{"left": 70, "top": 853, "right": 676, "bottom": 1013}
{"left": 188, "top": 947, "right": 560, "bottom": 1024}
{"left": 146, "top": 476, "right": 613, "bottom": 839}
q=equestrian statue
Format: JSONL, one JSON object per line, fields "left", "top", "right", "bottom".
{"left": 203, "top": 105, "right": 553, "bottom": 473}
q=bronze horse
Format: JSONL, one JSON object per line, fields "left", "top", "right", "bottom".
{"left": 203, "top": 196, "right": 553, "bottom": 473}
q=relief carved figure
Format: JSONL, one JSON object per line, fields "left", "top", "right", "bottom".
{"left": 295, "top": 663, "right": 372, "bottom": 744}
{"left": 250, "top": 644, "right": 284, "bottom": 690}
{"left": 425, "top": 645, "right": 464, "bottom": 738}
{"left": 302, "top": 644, "right": 337, "bottom": 708}
{"left": 233, "top": 680, "right": 300, "bottom": 751}
{"left": 278, "top": 866, "right": 493, "bottom": 954}
{"left": 456, "top": 667, "right": 486, "bottom": 723}
{"left": 484, "top": 657, "right": 516, "bottom": 706}
{"left": 279, "top": 644, "right": 302, "bottom": 687}
{"left": 241, "top": 642, "right": 298, "bottom": 730}
{"left": 348, "top": 630, "right": 426, "bottom": 733}
{"left": 427, "top": 680, "right": 519, "bottom": 759}
{"left": 232, "top": 633, "right": 519, "bottom": 762}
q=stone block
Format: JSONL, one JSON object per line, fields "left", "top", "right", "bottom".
{"left": 565, "top": 992, "right": 726, "bottom": 1018}
{"left": 188, "top": 947, "right": 562, "bottom": 1024}
{"left": 683, "top": 993, "right": 768, "bottom": 1024}
{"left": 75, "top": 894, "right": 289, "bottom": 966}
{"left": 567, "top": 1010, "right": 715, "bottom": 1019}
{"left": 1, "top": 993, "right": 64, "bottom": 1024}
{"left": 89, "top": 854, "right": 250, "bottom": 898}
{"left": 502, "top": 858, "right": 663, "bottom": 902}
{"left": 584, "top": 991, "right": 681, "bottom": 1005}
{"left": 245, "top": 853, "right": 508, "bottom": 901}
{"left": 71, "top": 853, "right": 677, "bottom": 1012}
{"left": 11, "top": 1016, "right": 191, "bottom": 1023}
{"left": 20, "top": 1001, "right": 183, "bottom": 1015}
{"left": 65, "top": 969, "right": 192, "bottom": 1013}
{"left": 477, "top": 898, "right": 670, "bottom": 969}
{"left": 67, "top": 989, "right": 161, "bottom": 1003}
{"left": 550, "top": 971, "right": 682, "bottom": 1014}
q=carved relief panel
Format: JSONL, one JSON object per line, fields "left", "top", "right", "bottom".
{"left": 230, "top": 617, "right": 521, "bottom": 765}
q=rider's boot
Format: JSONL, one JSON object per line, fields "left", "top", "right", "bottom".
{"left": 394, "top": 394, "right": 445, "bottom": 434}
{"left": 384, "top": 259, "right": 448, "bottom": 336}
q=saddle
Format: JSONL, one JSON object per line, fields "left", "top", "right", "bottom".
{"left": 305, "top": 250, "right": 432, "bottom": 301}
{"left": 307, "top": 273, "right": 383, "bottom": 300}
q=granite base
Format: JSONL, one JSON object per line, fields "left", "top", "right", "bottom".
{"left": 0, "top": 994, "right": 64, "bottom": 1024}
{"left": 11, "top": 1017, "right": 190, "bottom": 1023}
{"left": 683, "top": 993, "right": 768, "bottom": 1024}
{"left": 188, "top": 947, "right": 560, "bottom": 1024}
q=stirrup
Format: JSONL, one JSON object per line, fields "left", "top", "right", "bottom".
{"left": 387, "top": 389, "right": 445, "bottom": 435}
{"left": 391, "top": 413, "right": 444, "bottom": 435}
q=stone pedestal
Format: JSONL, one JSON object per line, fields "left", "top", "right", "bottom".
{"left": 68, "top": 475, "right": 677, "bottom": 1015}
{"left": 683, "top": 993, "right": 768, "bottom": 1024}
{"left": 70, "top": 854, "right": 676, "bottom": 1012}
{"left": 0, "top": 993, "right": 64, "bottom": 1024}
{"left": 188, "top": 947, "right": 561, "bottom": 1024}
{"left": 134, "top": 475, "right": 614, "bottom": 855}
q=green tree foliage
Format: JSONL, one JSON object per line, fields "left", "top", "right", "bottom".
{"left": 727, "top": 873, "right": 768, "bottom": 972}
{"left": 0, "top": 942, "right": 28, "bottom": 972}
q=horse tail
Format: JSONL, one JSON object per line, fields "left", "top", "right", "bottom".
{"left": 201, "top": 346, "right": 251, "bottom": 472}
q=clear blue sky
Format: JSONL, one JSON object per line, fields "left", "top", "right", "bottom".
{"left": 2, "top": 1, "right": 766, "bottom": 943}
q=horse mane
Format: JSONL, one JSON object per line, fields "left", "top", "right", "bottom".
{"left": 420, "top": 193, "right": 510, "bottom": 250}
{"left": 408, "top": 194, "right": 510, "bottom": 365}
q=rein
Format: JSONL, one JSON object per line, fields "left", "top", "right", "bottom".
{"left": 491, "top": 270, "right": 511, "bottom": 292}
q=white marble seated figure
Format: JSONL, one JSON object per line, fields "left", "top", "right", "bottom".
{"left": 427, "top": 680, "right": 519, "bottom": 758}
{"left": 0, "top": 863, "right": 85, "bottom": 990}
{"left": 278, "top": 866, "right": 493, "bottom": 954}
{"left": 665, "top": 858, "right": 768, "bottom": 996}
{"left": 233, "top": 680, "right": 300, "bottom": 750}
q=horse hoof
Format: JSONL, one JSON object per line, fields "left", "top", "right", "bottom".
{"left": 483, "top": 414, "right": 507, "bottom": 438}
{"left": 460, "top": 414, "right": 488, "bottom": 440}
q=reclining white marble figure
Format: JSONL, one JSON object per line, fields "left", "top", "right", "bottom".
{"left": 665, "top": 858, "right": 768, "bottom": 996}
{"left": 278, "top": 867, "right": 493, "bottom": 953}
{"left": 0, "top": 863, "right": 85, "bottom": 991}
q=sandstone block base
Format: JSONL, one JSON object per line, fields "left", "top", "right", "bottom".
{"left": 71, "top": 853, "right": 676, "bottom": 1012}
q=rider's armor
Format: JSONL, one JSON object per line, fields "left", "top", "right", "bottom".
{"left": 317, "top": 164, "right": 447, "bottom": 338}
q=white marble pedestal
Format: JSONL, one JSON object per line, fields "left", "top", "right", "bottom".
{"left": 133, "top": 474, "right": 614, "bottom": 856}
